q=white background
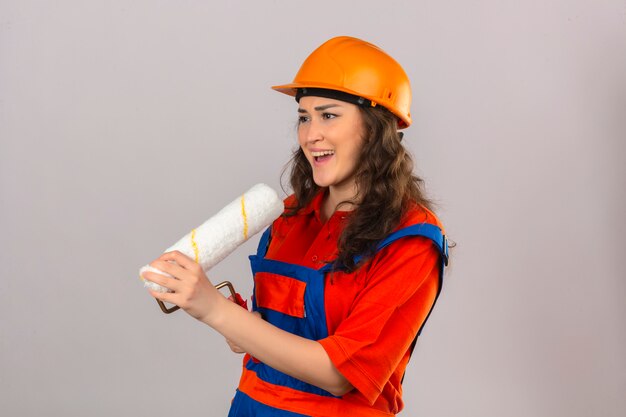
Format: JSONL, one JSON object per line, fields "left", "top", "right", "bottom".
{"left": 1, "top": 1, "right": 624, "bottom": 416}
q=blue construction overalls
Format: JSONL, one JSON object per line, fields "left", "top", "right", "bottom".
{"left": 227, "top": 222, "right": 449, "bottom": 417}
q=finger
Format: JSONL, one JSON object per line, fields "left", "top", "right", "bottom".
{"left": 150, "top": 259, "right": 191, "bottom": 281}
{"left": 149, "top": 289, "right": 179, "bottom": 305}
{"left": 158, "top": 251, "right": 198, "bottom": 270}
{"left": 142, "top": 271, "right": 181, "bottom": 292}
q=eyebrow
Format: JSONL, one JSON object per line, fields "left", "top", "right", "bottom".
{"left": 297, "top": 104, "right": 342, "bottom": 113}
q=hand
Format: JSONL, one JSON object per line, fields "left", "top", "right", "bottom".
{"left": 142, "top": 251, "right": 220, "bottom": 322}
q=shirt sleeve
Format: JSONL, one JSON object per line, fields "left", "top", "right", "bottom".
{"left": 317, "top": 236, "right": 441, "bottom": 404}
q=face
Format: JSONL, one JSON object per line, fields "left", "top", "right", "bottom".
{"left": 297, "top": 96, "right": 365, "bottom": 199}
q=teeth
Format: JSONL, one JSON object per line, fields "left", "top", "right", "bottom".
{"left": 311, "top": 150, "right": 335, "bottom": 157}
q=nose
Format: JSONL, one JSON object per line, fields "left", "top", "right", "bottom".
{"left": 302, "top": 118, "right": 323, "bottom": 144}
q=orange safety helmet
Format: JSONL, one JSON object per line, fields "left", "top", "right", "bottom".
{"left": 272, "top": 36, "right": 412, "bottom": 128}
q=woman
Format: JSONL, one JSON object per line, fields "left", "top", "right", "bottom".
{"left": 144, "top": 36, "right": 449, "bottom": 417}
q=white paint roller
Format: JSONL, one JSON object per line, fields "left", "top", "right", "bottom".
{"left": 140, "top": 183, "right": 283, "bottom": 293}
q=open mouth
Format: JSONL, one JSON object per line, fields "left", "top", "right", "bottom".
{"left": 311, "top": 150, "right": 335, "bottom": 162}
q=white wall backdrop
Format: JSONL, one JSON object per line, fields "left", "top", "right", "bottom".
{"left": 1, "top": 1, "right": 624, "bottom": 416}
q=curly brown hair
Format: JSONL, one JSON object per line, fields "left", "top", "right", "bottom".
{"left": 283, "top": 104, "right": 434, "bottom": 272}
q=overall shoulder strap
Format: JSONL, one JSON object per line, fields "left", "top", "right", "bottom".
{"left": 376, "top": 223, "right": 449, "bottom": 265}
{"left": 350, "top": 223, "right": 449, "bottom": 267}
{"left": 255, "top": 226, "right": 273, "bottom": 257}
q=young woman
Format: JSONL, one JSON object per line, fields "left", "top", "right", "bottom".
{"left": 144, "top": 36, "right": 449, "bottom": 417}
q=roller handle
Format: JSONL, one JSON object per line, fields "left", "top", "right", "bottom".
{"left": 156, "top": 281, "right": 243, "bottom": 314}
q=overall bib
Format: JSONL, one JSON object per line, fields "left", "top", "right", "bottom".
{"left": 228, "top": 223, "right": 449, "bottom": 417}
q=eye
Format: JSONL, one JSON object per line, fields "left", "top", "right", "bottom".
{"left": 322, "top": 112, "right": 337, "bottom": 120}
{"left": 298, "top": 115, "right": 310, "bottom": 124}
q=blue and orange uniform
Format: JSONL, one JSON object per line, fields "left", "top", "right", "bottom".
{"left": 228, "top": 192, "right": 449, "bottom": 417}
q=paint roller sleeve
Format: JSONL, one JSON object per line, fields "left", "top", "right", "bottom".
{"left": 140, "top": 184, "right": 284, "bottom": 293}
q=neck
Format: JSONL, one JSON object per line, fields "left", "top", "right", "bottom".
{"left": 320, "top": 183, "right": 359, "bottom": 222}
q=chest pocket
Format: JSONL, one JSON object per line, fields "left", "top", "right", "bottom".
{"left": 249, "top": 248, "right": 329, "bottom": 341}
{"left": 254, "top": 272, "right": 306, "bottom": 319}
